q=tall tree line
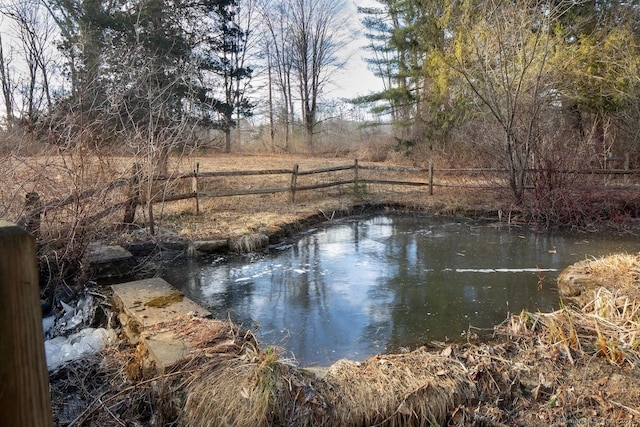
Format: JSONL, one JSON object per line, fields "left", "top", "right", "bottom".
{"left": 357, "top": 0, "right": 640, "bottom": 199}
{"left": 260, "top": 0, "right": 350, "bottom": 150}
{"left": 0, "top": 0, "right": 254, "bottom": 154}
{"left": 0, "top": 0, "right": 354, "bottom": 153}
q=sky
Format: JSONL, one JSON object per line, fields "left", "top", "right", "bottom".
{"left": 332, "top": 48, "right": 384, "bottom": 100}
{"left": 330, "top": 0, "right": 386, "bottom": 100}
{"left": 0, "top": 0, "right": 386, "bottom": 122}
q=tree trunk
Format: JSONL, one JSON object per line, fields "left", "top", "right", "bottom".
{"left": 225, "top": 127, "right": 232, "bottom": 153}
{"left": 0, "top": 34, "right": 13, "bottom": 128}
{"left": 287, "top": 74, "right": 294, "bottom": 149}
{"left": 267, "top": 48, "right": 275, "bottom": 151}
{"left": 304, "top": 102, "right": 314, "bottom": 148}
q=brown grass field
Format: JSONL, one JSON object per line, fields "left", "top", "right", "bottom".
{"left": 1, "top": 152, "right": 507, "bottom": 245}
{"left": 156, "top": 153, "right": 505, "bottom": 240}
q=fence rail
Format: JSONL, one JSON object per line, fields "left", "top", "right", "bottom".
{"left": 21, "top": 159, "right": 639, "bottom": 235}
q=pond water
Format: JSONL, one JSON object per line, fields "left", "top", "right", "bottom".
{"left": 163, "top": 215, "right": 639, "bottom": 366}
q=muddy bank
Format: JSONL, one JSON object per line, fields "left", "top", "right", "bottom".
{"left": 116, "top": 201, "right": 498, "bottom": 259}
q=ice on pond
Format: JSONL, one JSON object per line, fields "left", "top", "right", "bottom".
{"left": 455, "top": 268, "right": 558, "bottom": 273}
{"left": 45, "top": 328, "right": 114, "bottom": 371}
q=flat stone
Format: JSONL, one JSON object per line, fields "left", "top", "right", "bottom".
{"left": 87, "top": 243, "right": 134, "bottom": 279}
{"left": 111, "top": 278, "right": 211, "bottom": 373}
{"left": 302, "top": 366, "right": 328, "bottom": 379}
{"left": 192, "top": 240, "right": 228, "bottom": 253}
{"left": 111, "top": 278, "right": 210, "bottom": 331}
{"left": 87, "top": 243, "right": 133, "bottom": 264}
{"left": 143, "top": 331, "right": 194, "bottom": 374}
{"left": 124, "top": 241, "right": 157, "bottom": 256}
{"left": 159, "top": 240, "right": 188, "bottom": 251}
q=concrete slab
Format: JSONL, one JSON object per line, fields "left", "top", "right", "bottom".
{"left": 87, "top": 243, "right": 134, "bottom": 279}
{"left": 192, "top": 239, "right": 228, "bottom": 253}
{"left": 111, "top": 278, "right": 210, "bottom": 330}
{"left": 111, "top": 278, "right": 211, "bottom": 373}
{"left": 143, "top": 331, "right": 194, "bottom": 374}
{"left": 87, "top": 243, "right": 133, "bottom": 264}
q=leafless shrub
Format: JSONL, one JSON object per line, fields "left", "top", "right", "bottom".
{"left": 522, "top": 124, "right": 640, "bottom": 229}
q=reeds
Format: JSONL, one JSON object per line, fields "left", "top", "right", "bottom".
{"left": 181, "top": 346, "right": 476, "bottom": 427}
{"left": 509, "top": 287, "right": 640, "bottom": 367}
{"left": 182, "top": 346, "right": 328, "bottom": 427}
{"left": 322, "top": 348, "right": 476, "bottom": 427}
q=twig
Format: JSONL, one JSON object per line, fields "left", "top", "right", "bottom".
{"left": 69, "top": 370, "right": 194, "bottom": 426}
{"left": 609, "top": 400, "right": 640, "bottom": 417}
{"left": 100, "top": 397, "right": 126, "bottom": 426}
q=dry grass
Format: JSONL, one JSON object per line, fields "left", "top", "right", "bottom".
{"left": 182, "top": 346, "right": 476, "bottom": 427}
{"left": 579, "top": 254, "right": 640, "bottom": 290}
{"left": 0, "top": 151, "right": 520, "bottom": 247}
{"left": 79, "top": 153, "right": 484, "bottom": 246}
{"left": 510, "top": 288, "right": 640, "bottom": 368}
{"left": 183, "top": 347, "right": 327, "bottom": 427}
{"left": 174, "top": 310, "right": 476, "bottom": 427}
{"left": 153, "top": 154, "right": 504, "bottom": 241}
{"left": 323, "top": 349, "right": 476, "bottom": 426}
{"left": 558, "top": 254, "right": 640, "bottom": 306}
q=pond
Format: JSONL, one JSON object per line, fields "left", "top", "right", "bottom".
{"left": 163, "top": 214, "right": 639, "bottom": 366}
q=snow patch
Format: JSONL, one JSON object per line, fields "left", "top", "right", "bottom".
{"left": 45, "top": 328, "right": 115, "bottom": 371}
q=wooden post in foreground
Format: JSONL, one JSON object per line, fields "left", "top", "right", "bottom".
{"left": 0, "top": 221, "right": 52, "bottom": 427}
{"left": 428, "top": 160, "right": 434, "bottom": 196}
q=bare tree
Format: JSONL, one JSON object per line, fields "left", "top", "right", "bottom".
{"left": 232, "top": 0, "right": 259, "bottom": 150}
{"left": 1, "top": 0, "right": 56, "bottom": 125}
{"left": 261, "top": 0, "right": 350, "bottom": 150}
{"left": 447, "top": 0, "right": 563, "bottom": 200}
{"left": 261, "top": 0, "right": 295, "bottom": 151}
{"left": 0, "top": 32, "right": 14, "bottom": 128}
{"left": 289, "top": 0, "right": 349, "bottom": 148}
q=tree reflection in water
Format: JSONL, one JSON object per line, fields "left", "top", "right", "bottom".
{"left": 164, "top": 215, "right": 637, "bottom": 366}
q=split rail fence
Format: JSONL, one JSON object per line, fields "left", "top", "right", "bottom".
{"left": 20, "top": 159, "right": 640, "bottom": 236}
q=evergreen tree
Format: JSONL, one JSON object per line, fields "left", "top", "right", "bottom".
{"left": 355, "top": 0, "right": 464, "bottom": 150}
{"left": 201, "top": 0, "right": 254, "bottom": 152}
{"left": 42, "top": 0, "right": 253, "bottom": 152}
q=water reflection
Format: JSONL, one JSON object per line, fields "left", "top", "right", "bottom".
{"left": 163, "top": 215, "right": 638, "bottom": 366}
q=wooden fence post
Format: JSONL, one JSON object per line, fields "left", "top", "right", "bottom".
{"left": 290, "top": 164, "right": 299, "bottom": 203}
{"left": 123, "top": 163, "right": 141, "bottom": 225}
{"left": 624, "top": 152, "right": 630, "bottom": 171}
{"left": 192, "top": 162, "right": 200, "bottom": 215}
{"left": 148, "top": 199, "right": 155, "bottom": 236}
{"left": 0, "top": 221, "right": 52, "bottom": 427}
{"left": 354, "top": 159, "right": 359, "bottom": 184}
{"left": 428, "top": 160, "right": 434, "bottom": 196}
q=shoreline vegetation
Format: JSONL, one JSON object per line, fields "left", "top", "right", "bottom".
{"left": 36, "top": 154, "right": 639, "bottom": 426}
{"left": 50, "top": 252, "right": 640, "bottom": 426}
